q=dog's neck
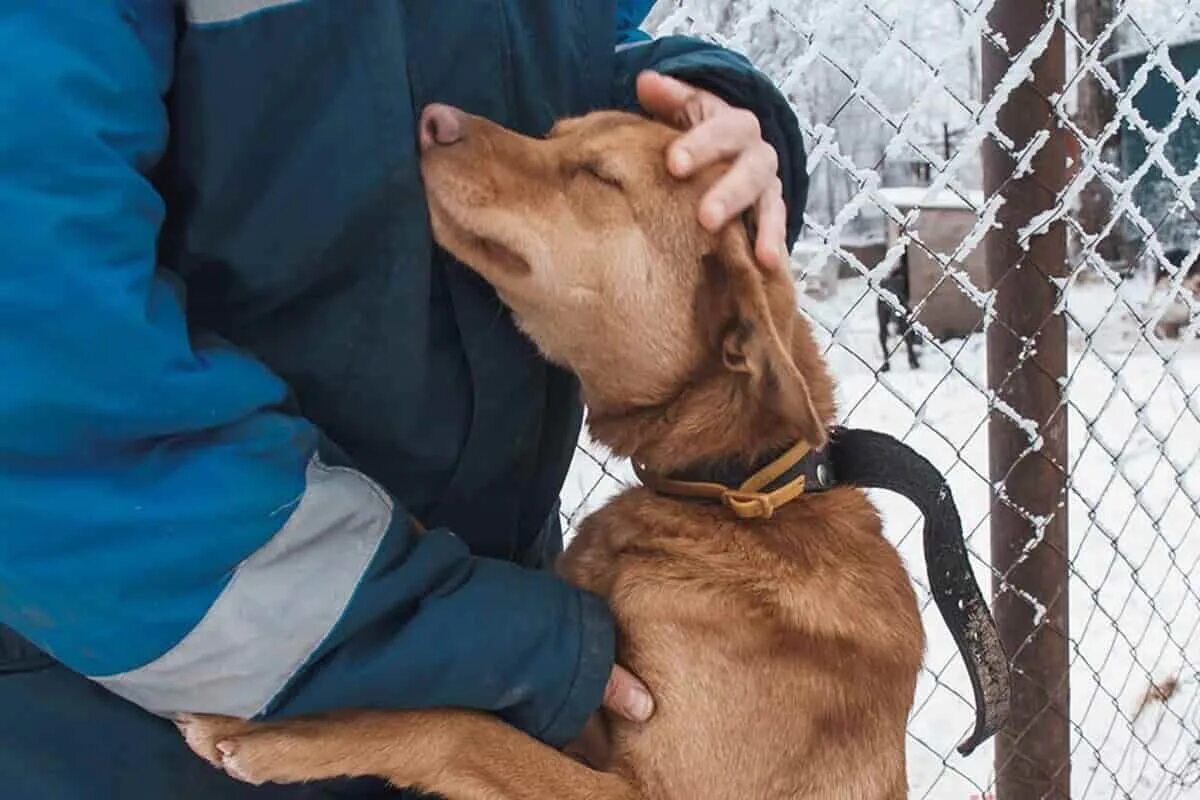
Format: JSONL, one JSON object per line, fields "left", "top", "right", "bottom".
{"left": 585, "top": 367, "right": 809, "bottom": 476}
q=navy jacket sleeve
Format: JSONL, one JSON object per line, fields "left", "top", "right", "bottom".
{"left": 0, "top": 0, "right": 610, "bottom": 748}
{"left": 612, "top": 35, "right": 810, "bottom": 249}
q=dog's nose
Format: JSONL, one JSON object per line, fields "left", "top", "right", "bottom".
{"left": 419, "top": 104, "right": 465, "bottom": 150}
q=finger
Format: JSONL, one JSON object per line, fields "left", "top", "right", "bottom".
{"left": 754, "top": 182, "right": 788, "bottom": 270}
{"left": 698, "top": 143, "right": 779, "bottom": 231}
{"left": 636, "top": 71, "right": 711, "bottom": 126}
{"left": 669, "top": 106, "right": 762, "bottom": 178}
{"left": 602, "top": 664, "right": 654, "bottom": 723}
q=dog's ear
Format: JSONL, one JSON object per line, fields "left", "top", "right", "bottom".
{"left": 705, "top": 226, "right": 827, "bottom": 448}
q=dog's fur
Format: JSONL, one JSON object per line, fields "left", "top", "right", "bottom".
{"left": 876, "top": 252, "right": 921, "bottom": 372}
{"left": 179, "top": 108, "right": 925, "bottom": 799}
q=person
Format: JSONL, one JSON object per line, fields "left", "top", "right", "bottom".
{"left": 0, "top": 2, "right": 807, "bottom": 797}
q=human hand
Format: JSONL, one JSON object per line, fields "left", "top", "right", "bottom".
{"left": 636, "top": 71, "right": 788, "bottom": 271}
{"left": 566, "top": 664, "right": 653, "bottom": 769}
{"left": 603, "top": 663, "right": 654, "bottom": 722}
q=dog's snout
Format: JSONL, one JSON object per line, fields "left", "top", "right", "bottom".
{"left": 419, "top": 104, "right": 465, "bottom": 151}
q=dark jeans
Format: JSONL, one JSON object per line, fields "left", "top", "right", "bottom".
{"left": 0, "top": 625, "right": 427, "bottom": 800}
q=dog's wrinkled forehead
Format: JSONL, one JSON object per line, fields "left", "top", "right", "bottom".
{"left": 548, "top": 112, "right": 677, "bottom": 171}
{"left": 548, "top": 110, "right": 669, "bottom": 142}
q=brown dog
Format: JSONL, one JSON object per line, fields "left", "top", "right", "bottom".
{"left": 177, "top": 106, "right": 935, "bottom": 799}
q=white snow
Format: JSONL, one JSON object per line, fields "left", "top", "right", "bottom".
{"left": 878, "top": 185, "right": 986, "bottom": 212}
{"left": 560, "top": 274, "right": 1200, "bottom": 799}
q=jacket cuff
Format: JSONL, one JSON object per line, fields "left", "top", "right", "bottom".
{"left": 535, "top": 589, "right": 616, "bottom": 747}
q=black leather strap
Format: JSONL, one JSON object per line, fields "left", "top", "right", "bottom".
{"left": 829, "top": 426, "right": 1011, "bottom": 755}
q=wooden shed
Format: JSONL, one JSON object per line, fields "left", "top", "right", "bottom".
{"left": 879, "top": 187, "right": 989, "bottom": 341}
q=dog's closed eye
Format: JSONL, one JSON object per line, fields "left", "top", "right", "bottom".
{"left": 572, "top": 162, "right": 624, "bottom": 190}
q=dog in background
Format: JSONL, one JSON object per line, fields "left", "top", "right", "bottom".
{"left": 1152, "top": 248, "right": 1199, "bottom": 340}
{"left": 1155, "top": 248, "right": 1193, "bottom": 283}
{"left": 877, "top": 250, "right": 921, "bottom": 372}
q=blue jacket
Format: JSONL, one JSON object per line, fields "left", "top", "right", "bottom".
{"left": 0, "top": 0, "right": 805, "bottom": 749}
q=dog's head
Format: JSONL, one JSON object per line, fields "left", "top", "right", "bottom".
{"left": 419, "top": 104, "right": 831, "bottom": 453}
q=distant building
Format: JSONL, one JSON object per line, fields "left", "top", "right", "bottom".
{"left": 790, "top": 240, "right": 839, "bottom": 299}
{"left": 878, "top": 187, "right": 989, "bottom": 340}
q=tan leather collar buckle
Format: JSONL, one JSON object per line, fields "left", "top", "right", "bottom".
{"left": 634, "top": 438, "right": 831, "bottom": 519}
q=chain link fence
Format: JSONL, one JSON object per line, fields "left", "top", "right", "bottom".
{"left": 562, "top": 1, "right": 1200, "bottom": 797}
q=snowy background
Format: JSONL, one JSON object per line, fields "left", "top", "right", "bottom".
{"left": 562, "top": 1, "right": 1200, "bottom": 797}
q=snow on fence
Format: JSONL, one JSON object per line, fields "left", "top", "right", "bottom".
{"left": 562, "top": 1, "right": 1200, "bottom": 798}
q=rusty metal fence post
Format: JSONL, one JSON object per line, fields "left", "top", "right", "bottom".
{"left": 982, "top": 2, "right": 1071, "bottom": 798}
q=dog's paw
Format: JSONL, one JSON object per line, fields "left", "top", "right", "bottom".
{"left": 175, "top": 714, "right": 256, "bottom": 769}
{"left": 179, "top": 713, "right": 361, "bottom": 786}
{"left": 211, "top": 727, "right": 330, "bottom": 786}
{"left": 210, "top": 736, "right": 275, "bottom": 786}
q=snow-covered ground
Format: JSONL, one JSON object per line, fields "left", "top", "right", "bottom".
{"left": 561, "top": 272, "right": 1200, "bottom": 798}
